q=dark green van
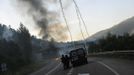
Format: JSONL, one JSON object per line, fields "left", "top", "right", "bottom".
{"left": 69, "top": 48, "right": 88, "bottom": 67}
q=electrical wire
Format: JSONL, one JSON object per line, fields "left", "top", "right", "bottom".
{"left": 74, "top": 3, "right": 86, "bottom": 43}
{"left": 72, "top": 0, "right": 90, "bottom": 37}
{"left": 59, "top": 0, "right": 75, "bottom": 48}
{"left": 72, "top": 0, "right": 89, "bottom": 54}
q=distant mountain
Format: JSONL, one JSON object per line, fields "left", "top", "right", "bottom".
{"left": 87, "top": 16, "right": 134, "bottom": 41}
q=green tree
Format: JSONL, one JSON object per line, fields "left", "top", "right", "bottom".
{"left": 17, "top": 23, "right": 32, "bottom": 64}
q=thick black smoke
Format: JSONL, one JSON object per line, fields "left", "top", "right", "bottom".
{"left": 14, "top": 0, "right": 70, "bottom": 41}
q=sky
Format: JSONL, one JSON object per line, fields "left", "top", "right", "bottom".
{"left": 0, "top": 0, "right": 134, "bottom": 42}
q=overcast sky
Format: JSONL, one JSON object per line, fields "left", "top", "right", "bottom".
{"left": 0, "top": 0, "right": 134, "bottom": 41}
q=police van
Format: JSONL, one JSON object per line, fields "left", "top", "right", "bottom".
{"left": 69, "top": 48, "right": 88, "bottom": 67}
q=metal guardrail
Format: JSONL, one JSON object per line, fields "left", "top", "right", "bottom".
{"left": 88, "top": 50, "right": 134, "bottom": 55}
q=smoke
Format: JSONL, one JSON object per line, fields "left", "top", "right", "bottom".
{"left": 14, "top": 0, "right": 71, "bottom": 41}
{"left": 2, "top": 26, "right": 13, "bottom": 41}
{"left": 48, "top": 23, "right": 68, "bottom": 41}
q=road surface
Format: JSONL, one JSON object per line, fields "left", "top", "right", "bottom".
{"left": 30, "top": 57, "right": 134, "bottom": 75}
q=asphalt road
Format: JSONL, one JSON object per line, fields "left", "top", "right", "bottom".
{"left": 30, "top": 57, "right": 134, "bottom": 75}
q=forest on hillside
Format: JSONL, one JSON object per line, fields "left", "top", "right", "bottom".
{"left": 89, "top": 33, "right": 134, "bottom": 53}
{"left": 0, "top": 23, "right": 59, "bottom": 73}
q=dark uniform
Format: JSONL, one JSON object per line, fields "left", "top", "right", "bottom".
{"left": 65, "top": 55, "right": 70, "bottom": 69}
{"left": 61, "top": 55, "right": 66, "bottom": 69}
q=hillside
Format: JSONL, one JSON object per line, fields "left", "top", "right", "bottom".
{"left": 87, "top": 16, "right": 134, "bottom": 41}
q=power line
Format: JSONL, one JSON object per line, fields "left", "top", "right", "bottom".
{"left": 72, "top": 0, "right": 89, "bottom": 54}
{"left": 59, "top": 0, "right": 89, "bottom": 54}
{"left": 74, "top": 3, "right": 85, "bottom": 42}
{"left": 59, "top": 0, "right": 75, "bottom": 48}
{"left": 72, "top": 0, "right": 90, "bottom": 37}
{"left": 75, "top": 5, "right": 88, "bottom": 53}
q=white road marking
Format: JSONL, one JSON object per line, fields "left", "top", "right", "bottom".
{"left": 45, "top": 63, "right": 61, "bottom": 75}
{"left": 67, "top": 68, "right": 74, "bottom": 75}
{"left": 97, "top": 61, "right": 120, "bottom": 75}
